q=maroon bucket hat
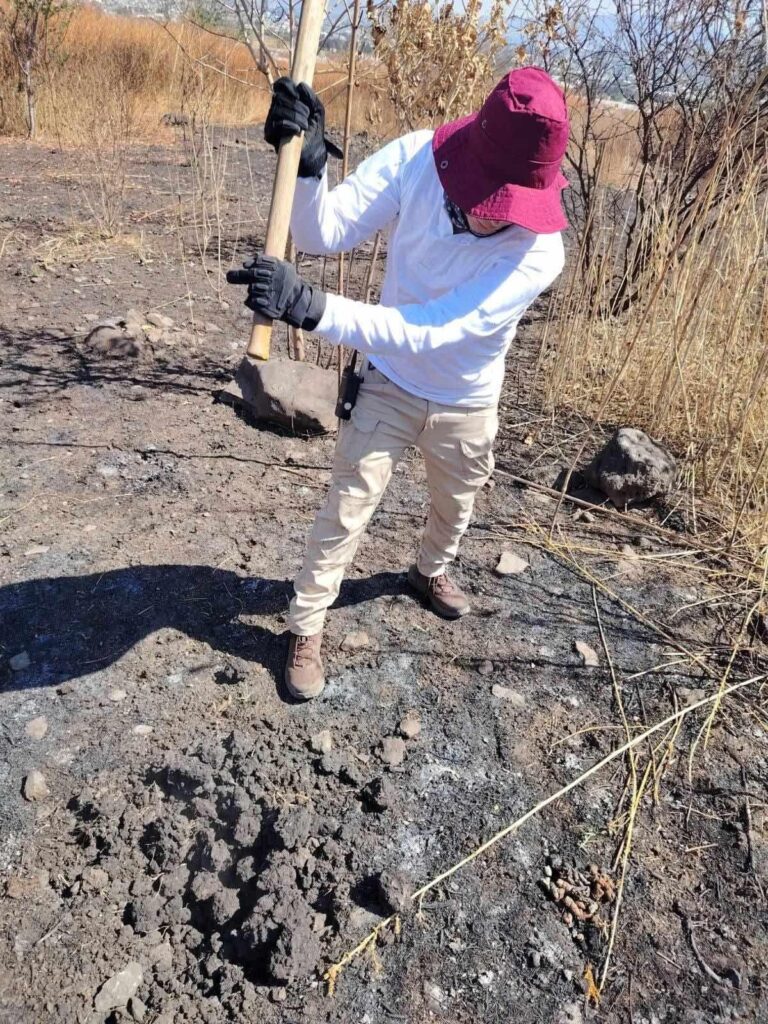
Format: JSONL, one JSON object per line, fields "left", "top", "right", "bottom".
{"left": 432, "top": 67, "right": 570, "bottom": 234}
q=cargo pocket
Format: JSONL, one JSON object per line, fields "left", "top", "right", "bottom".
{"left": 458, "top": 433, "right": 496, "bottom": 486}
{"left": 336, "top": 406, "right": 381, "bottom": 466}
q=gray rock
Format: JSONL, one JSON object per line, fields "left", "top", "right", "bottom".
{"left": 379, "top": 736, "right": 406, "bottom": 766}
{"left": 574, "top": 640, "right": 599, "bottom": 667}
{"left": 398, "top": 712, "right": 421, "bottom": 739}
{"left": 84, "top": 325, "right": 142, "bottom": 358}
{"left": 25, "top": 717, "right": 48, "bottom": 740}
{"left": 23, "top": 770, "right": 50, "bottom": 801}
{"left": 145, "top": 311, "right": 174, "bottom": 329}
{"left": 495, "top": 550, "right": 529, "bottom": 575}
{"left": 10, "top": 651, "right": 30, "bottom": 671}
{"left": 491, "top": 684, "right": 526, "bottom": 708}
{"left": 340, "top": 630, "right": 370, "bottom": 652}
{"left": 309, "top": 730, "right": 333, "bottom": 755}
{"left": 219, "top": 357, "right": 338, "bottom": 435}
{"left": 128, "top": 996, "right": 148, "bottom": 1022}
{"left": 94, "top": 962, "right": 143, "bottom": 1012}
{"left": 585, "top": 427, "right": 677, "bottom": 507}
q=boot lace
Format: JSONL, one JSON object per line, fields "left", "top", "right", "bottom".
{"left": 292, "top": 635, "right": 317, "bottom": 668}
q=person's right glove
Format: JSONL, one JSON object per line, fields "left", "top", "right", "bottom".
{"left": 226, "top": 255, "right": 327, "bottom": 330}
{"left": 264, "top": 77, "right": 343, "bottom": 179}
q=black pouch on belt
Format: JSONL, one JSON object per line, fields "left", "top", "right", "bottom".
{"left": 335, "top": 351, "right": 364, "bottom": 420}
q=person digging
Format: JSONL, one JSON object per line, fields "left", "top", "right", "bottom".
{"left": 227, "top": 67, "right": 569, "bottom": 701}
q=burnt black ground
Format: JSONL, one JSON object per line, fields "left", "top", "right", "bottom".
{"left": 1, "top": 132, "right": 767, "bottom": 1024}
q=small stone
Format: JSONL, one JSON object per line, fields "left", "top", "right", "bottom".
{"left": 361, "top": 776, "right": 397, "bottom": 812}
{"left": 204, "top": 322, "right": 223, "bottom": 334}
{"left": 57, "top": 681, "right": 76, "bottom": 695}
{"left": 145, "top": 311, "right": 174, "bottom": 329}
{"left": 585, "top": 427, "right": 677, "bottom": 507}
{"left": 379, "top": 736, "right": 406, "bottom": 766}
{"left": 573, "top": 508, "right": 596, "bottom": 523}
{"left": 574, "top": 641, "right": 599, "bottom": 667}
{"left": 495, "top": 551, "right": 529, "bottom": 576}
{"left": 398, "top": 712, "right": 421, "bottom": 739}
{"left": 340, "top": 630, "right": 370, "bottom": 652}
{"left": 309, "top": 730, "right": 333, "bottom": 755}
{"left": 23, "top": 770, "right": 50, "bottom": 802}
{"left": 423, "top": 981, "right": 446, "bottom": 1010}
{"left": 128, "top": 996, "right": 147, "bottom": 1022}
{"left": 678, "top": 687, "right": 707, "bottom": 706}
{"left": 25, "top": 717, "right": 48, "bottom": 740}
{"left": 477, "top": 660, "right": 494, "bottom": 676}
{"left": 376, "top": 868, "right": 412, "bottom": 913}
{"left": 94, "top": 962, "right": 143, "bottom": 1013}
{"left": 109, "top": 689, "right": 127, "bottom": 702}
{"left": 10, "top": 651, "right": 31, "bottom": 671}
{"left": 529, "top": 950, "right": 542, "bottom": 968}
{"left": 478, "top": 970, "right": 494, "bottom": 987}
{"left": 491, "top": 684, "right": 526, "bottom": 709}
{"left": 82, "top": 866, "right": 109, "bottom": 890}
{"left": 133, "top": 724, "right": 153, "bottom": 736}
{"left": 24, "top": 545, "right": 49, "bottom": 556}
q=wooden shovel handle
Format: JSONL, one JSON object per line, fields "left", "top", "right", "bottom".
{"left": 247, "top": 0, "right": 328, "bottom": 361}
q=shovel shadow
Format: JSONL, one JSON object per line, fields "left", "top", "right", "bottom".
{"left": 0, "top": 564, "right": 407, "bottom": 697}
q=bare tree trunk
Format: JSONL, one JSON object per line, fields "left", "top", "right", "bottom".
{"left": 22, "top": 60, "right": 36, "bottom": 138}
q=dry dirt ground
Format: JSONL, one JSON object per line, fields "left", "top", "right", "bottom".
{"left": 1, "top": 132, "right": 767, "bottom": 1024}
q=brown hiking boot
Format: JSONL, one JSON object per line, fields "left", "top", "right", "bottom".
{"left": 285, "top": 632, "right": 325, "bottom": 700}
{"left": 407, "top": 564, "right": 470, "bottom": 619}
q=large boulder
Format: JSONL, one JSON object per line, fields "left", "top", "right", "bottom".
{"left": 218, "top": 356, "right": 338, "bottom": 435}
{"left": 585, "top": 427, "right": 677, "bottom": 507}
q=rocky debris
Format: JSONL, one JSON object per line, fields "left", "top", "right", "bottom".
{"left": 128, "top": 995, "right": 148, "bottom": 1022}
{"left": 574, "top": 641, "right": 599, "bottom": 668}
{"left": 478, "top": 659, "right": 494, "bottom": 676}
{"left": 24, "top": 544, "right": 49, "bottom": 556}
{"left": 5, "top": 871, "right": 48, "bottom": 899}
{"left": 10, "top": 650, "right": 30, "bottom": 671}
{"left": 25, "top": 716, "right": 48, "bottom": 740}
{"left": 81, "top": 866, "right": 109, "bottom": 891}
{"left": 83, "top": 322, "right": 143, "bottom": 359}
{"left": 573, "top": 508, "right": 596, "bottom": 523}
{"left": 218, "top": 357, "right": 339, "bottom": 435}
{"left": 585, "top": 427, "right": 677, "bottom": 507}
{"left": 340, "top": 630, "right": 371, "bottom": 652}
{"left": 378, "top": 736, "right": 406, "bottom": 767}
{"left": 309, "top": 729, "right": 333, "bottom": 754}
{"left": 109, "top": 688, "right": 128, "bottom": 702}
{"left": 93, "top": 962, "right": 143, "bottom": 1013}
{"left": 22, "top": 770, "right": 50, "bottom": 802}
{"left": 361, "top": 776, "right": 397, "bottom": 812}
{"left": 376, "top": 869, "right": 413, "bottom": 914}
{"left": 539, "top": 860, "right": 616, "bottom": 943}
{"left": 397, "top": 712, "right": 421, "bottom": 739}
{"left": 133, "top": 724, "right": 154, "bottom": 736}
{"left": 491, "top": 684, "right": 526, "bottom": 709}
{"left": 145, "top": 311, "right": 174, "bottom": 329}
{"left": 495, "top": 550, "right": 529, "bottom": 576}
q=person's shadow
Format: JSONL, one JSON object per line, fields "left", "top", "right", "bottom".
{"left": 0, "top": 564, "right": 407, "bottom": 696}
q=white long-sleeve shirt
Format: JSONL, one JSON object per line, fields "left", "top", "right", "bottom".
{"left": 290, "top": 130, "right": 565, "bottom": 408}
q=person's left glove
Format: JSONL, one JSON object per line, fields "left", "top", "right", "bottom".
{"left": 264, "top": 77, "right": 343, "bottom": 178}
{"left": 226, "top": 255, "right": 327, "bottom": 330}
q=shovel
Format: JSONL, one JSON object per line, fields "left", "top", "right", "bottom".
{"left": 220, "top": 0, "right": 339, "bottom": 434}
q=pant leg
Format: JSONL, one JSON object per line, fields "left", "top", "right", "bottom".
{"left": 415, "top": 403, "right": 498, "bottom": 578}
{"left": 288, "top": 366, "right": 425, "bottom": 635}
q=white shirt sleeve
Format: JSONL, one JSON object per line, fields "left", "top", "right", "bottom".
{"left": 289, "top": 136, "right": 413, "bottom": 255}
{"left": 314, "top": 255, "right": 562, "bottom": 357}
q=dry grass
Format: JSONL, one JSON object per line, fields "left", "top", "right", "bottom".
{"left": 0, "top": 6, "right": 389, "bottom": 143}
{"left": 539, "top": 139, "right": 768, "bottom": 554}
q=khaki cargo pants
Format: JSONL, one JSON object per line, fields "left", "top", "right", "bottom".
{"left": 287, "top": 360, "right": 498, "bottom": 636}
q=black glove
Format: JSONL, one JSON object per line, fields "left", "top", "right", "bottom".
{"left": 226, "top": 255, "right": 326, "bottom": 330}
{"left": 264, "top": 77, "right": 343, "bottom": 179}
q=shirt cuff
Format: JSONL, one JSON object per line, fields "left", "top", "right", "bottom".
{"left": 314, "top": 292, "right": 346, "bottom": 344}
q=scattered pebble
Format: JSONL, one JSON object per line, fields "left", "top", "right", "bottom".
{"left": 25, "top": 716, "right": 48, "bottom": 740}
{"left": 379, "top": 736, "right": 406, "bottom": 766}
{"left": 10, "top": 651, "right": 31, "bottom": 671}
{"left": 495, "top": 551, "right": 529, "bottom": 576}
{"left": 398, "top": 712, "right": 421, "bottom": 739}
{"left": 128, "top": 996, "right": 147, "bottom": 1022}
{"left": 340, "top": 630, "right": 370, "bottom": 652}
{"left": 145, "top": 311, "right": 174, "bottom": 329}
{"left": 23, "top": 545, "right": 49, "bottom": 556}
{"left": 23, "top": 770, "right": 50, "bottom": 802}
{"left": 478, "top": 970, "right": 494, "bottom": 987}
{"left": 82, "top": 866, "right": 109, "bottom": 890}
{"left": 109, "top": 689, "right": 128, "bottom": 702}
{"left": 309, "top": 730, "right": 333, "bottom": 755}
{"left": 574, "top": 640, "right": 599, "bottom": 667}
{"left": 477, "top": 660, "right": 494, "bottom": 676}
{"left": 573, "top": 509, "right": 596, "bottom": 523}
{"left": 678, "top": 686, "right": 707, "bottom": 705}
{"left": 133, "top": 724, "right": 154, "bottom": 736}
{"left": 491, "top": 684, "right": 526, "bottom": 709}
{"left": 94, "top": 962, "right": 144, "bottom": 1013}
